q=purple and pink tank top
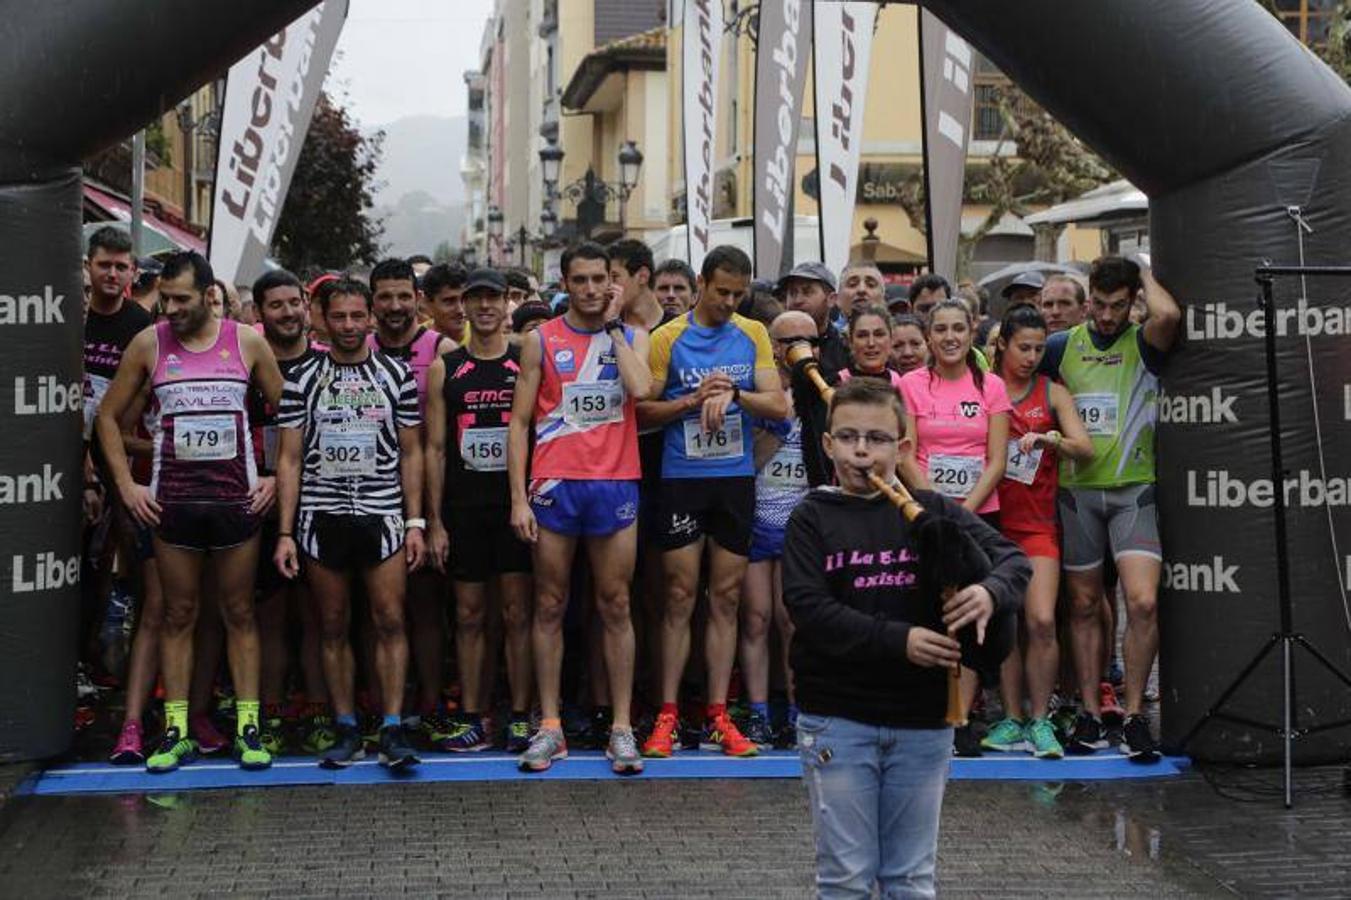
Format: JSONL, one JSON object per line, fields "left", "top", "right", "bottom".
{"left": 148, "top": 319, "right": 256, "bottom": 503}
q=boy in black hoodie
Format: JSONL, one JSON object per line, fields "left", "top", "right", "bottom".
{"left": 783, "top": 378, "right": 1029, "bottom": 899}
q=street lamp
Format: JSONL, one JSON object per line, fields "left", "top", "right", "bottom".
{"left": 539, "top": 140, "right": 564, "bottom": 196}
{"left": 618, "top": 140, "right": 644, "bottom": 194}
{"left": 540, "top": 206, "right": 558, "bottom": 240}
{"left": 543, "top": 140, "right": 644, "bottom": 239}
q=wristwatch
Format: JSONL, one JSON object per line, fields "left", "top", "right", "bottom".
{"left": 404, "top": 517, "right": 427, "bottom": 532}
{"left": 603, "top": 317, "right": 625, "bottom": 336}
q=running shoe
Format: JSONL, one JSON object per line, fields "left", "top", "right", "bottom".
{"left": 1120, "top": 714, "right": 1160, "bottom": 764}
{"left": 191, "top": 713, "right": 228, "bottom": 756}
{"left": 439, "top": 716, "right": 490, "bottom": 753}
{"left": 504, "top": 716, "right": 532, "bottom": 755}
{"left": 300, "top": 712, "right": 338, "bottom": 755}
{"left": 234, "top": 724, "right": 273, "bottom": 771}
{"left": 980, "top": 717, "right": 1027, "bottom": 752}
{"left": 360, "top": 713, "right": 383, "bottom": 749}
{"left": 420, "top": 712, "right": 455, "bottom": 750}
{"left": 319, "top": 724, "right": 366, "bottom": 769}
{"left": 260, "top": 713, "right": 287, "bottom": 757}
{"left": 377, "top": 725, "right": 420, "bottom": 770}
{"left": 519, "top": 727, "right": 567, "bottom": 772}
{"left": 700, "top": 713, "right": 758, "bottom": 757}
{"left": 1099, "top": 681, "right": 1125, "bottom": 728}
{"left": 607, "top": 728, "right": 644, "bottom": 775}
{"left": 641, "top": 711, "right": 679, "bottom": 758}
{"left": 577, "top": 708, "right": 611, "bottom": 750}
{"left": 74, "top": 706, "right": 96, "bottom": 732}
{"left": 1025, "top": 717, "right": 1064, "bottom": 760}
{"left": 953, "top": 723, "right": 984, "bottom": 758}
{"left": 742, "top": 711, "right": 775, "bottom": 751}
{"left": 1065, "top": 712, "right": 1108, "bottom": 755}
{"left": 1049, "top": 699, "right": 1078, "bottom": 743}
{"left": 109, "top": 720, "right": 145, "bottom": 765}
{"left": 146, "top": 727, "right": 197, "bottom": 773}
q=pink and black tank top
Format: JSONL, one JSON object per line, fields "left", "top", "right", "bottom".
{"left": 368, "top": 326, "right": 443, "bottom": 415}
{"left": 149, "top": 318, "right": 256, "bottom": 503}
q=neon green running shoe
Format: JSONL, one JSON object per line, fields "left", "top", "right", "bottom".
{"left": 146, "top": 727, "right": 197, "bottom": 773}
{"left": 1026, "top": 717, "right": 1065, "bottom": 760}
{"left": 261, "top": 715, "right": 287, "bottom": 757}
{"left": 234, "top": 725, "right": 273, "bottom": 771}
{"left": 980, "top": 717, "right": 1028, "bottom": 752}
{"left": 300, "top": 712, "right": 338, "bottom": 754}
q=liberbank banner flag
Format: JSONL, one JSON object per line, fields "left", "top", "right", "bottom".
{"left": 919, "top": 9, "right": 974, "bottom": 281}
{"left": 753, "top": 0, "right": 812, "bottom": 279}
{"left": 209, "top": 1, "right": 349, "bottom": 285}
{"left": 812, "top": 0, "right": 876, "bottom": 276}
{"left": 683, "top": 0, "right": 723, "bottom": 271}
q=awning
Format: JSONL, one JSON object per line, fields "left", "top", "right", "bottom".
{"left": 82, "top": 182, "right": 206, "bottom": 254}
{"left": 1023, "top": 180, "right": 1148, "bottom": 228}
{"left": 561, "top": 27, "right": 666, "bottom": 112}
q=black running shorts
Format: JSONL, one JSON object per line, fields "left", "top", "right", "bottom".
{"left": 656, "top": 476, "right": 755, "bottom": 556}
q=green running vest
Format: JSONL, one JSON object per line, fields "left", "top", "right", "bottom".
{"left": 1058, "top": 323, "right": 1158, "bottom": 488}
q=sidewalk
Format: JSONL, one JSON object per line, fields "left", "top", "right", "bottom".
{"left": 0, "top": 764, "right": 1346, "bottom": 896}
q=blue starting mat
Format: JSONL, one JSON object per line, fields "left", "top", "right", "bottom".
{"left": 19, "top": 750, "right": 1190, "bottom": 796}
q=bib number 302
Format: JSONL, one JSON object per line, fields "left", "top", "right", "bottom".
{"left": 319, "top": 427, "right": 378, "bottom": 478}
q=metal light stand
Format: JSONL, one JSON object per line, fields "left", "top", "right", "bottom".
{"left": 1177, "top": 265, "right": 1351, "bottom": 808}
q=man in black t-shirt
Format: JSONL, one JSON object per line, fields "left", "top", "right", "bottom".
{"left": 425, "top": 268, "right": 534, "bottom": 754}
{"left": 84, "top": 226, "right": 152, "bottom": 444}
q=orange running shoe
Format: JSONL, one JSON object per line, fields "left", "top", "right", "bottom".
{"left": 700, "top": 713, "right": 758, "bottom": 757}
{"left": 641, "top": 711, "right": 679, "bottom": 758}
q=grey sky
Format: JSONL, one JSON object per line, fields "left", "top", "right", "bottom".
{"left": 327, "top": 0, "right": 494, "bottom": 127}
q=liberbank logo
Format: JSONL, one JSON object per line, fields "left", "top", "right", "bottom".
{"left": 1187, "top": 469, "right": 1351, "bottom": 508}
{"left": 1185, "top": 298, "right": 1351, "bottom": 341}
{"left": 1163, "top": 556, "right": 1240, "bottom": 593}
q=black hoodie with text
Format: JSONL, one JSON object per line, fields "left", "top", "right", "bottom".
{"left": 783, "top": 486, "right": 1030, "bottom": 729}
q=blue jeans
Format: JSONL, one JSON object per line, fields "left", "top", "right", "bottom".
{"left": 797, "top": 713, "right": 952, "bottom": 899}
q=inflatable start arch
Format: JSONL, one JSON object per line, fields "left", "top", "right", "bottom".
{"left": 0, "top": 0, "right": 1347, "bottom": 762}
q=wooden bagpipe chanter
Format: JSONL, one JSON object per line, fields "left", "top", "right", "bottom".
{"left": 784, "top": 342, "right": 1017, "bottom": 725}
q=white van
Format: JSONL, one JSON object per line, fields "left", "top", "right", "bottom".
{"left": 648, "top": 215, "right": 823, "bottom": 271}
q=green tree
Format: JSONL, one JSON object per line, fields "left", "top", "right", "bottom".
{"left": 273, "top": 92, "right": 385, "bottom": 273}
{"left": 433, "top": 240, "right": 455, "bottom": 264}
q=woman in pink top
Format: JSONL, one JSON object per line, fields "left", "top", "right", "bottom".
{"left": 898, "top": 298, "right": 1011, "bottom": 758}
{"left": 898, "top": 299, "right": 1010, "bottom": 522}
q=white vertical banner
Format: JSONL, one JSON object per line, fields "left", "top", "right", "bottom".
{"left": 209, "top": 0, "right": 349, "bottom": 285}
{"left": 812, "top": 0, "right": 876, "bottom": 275}
{"left": 683, "top": 0, "right": 723, "bottom": 272}
{"left": 919, "top": 9, "right": 974, "bottom": 281}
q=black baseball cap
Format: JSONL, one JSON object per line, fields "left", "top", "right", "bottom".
{"left": 463, "top": 267, "right": 507, "bottom": 295}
